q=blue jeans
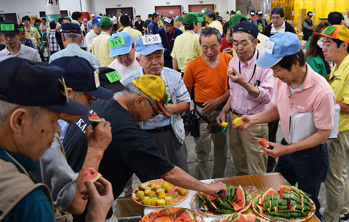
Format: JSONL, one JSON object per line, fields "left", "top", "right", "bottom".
{"left": 275, "top": 138, "right": 329, "bottom": 220}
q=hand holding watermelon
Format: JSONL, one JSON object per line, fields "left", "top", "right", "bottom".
{"left": 85, "top": 118, "right": 112, "bottom": 154}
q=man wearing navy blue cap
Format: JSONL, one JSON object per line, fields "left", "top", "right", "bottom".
{"left": 0, "top": 57, "right": 113, "bottom": 222}
{"left": 263, "top": 7, "right": 295, "bottom": 37}
{"left": 0, "top": 20, "right": 41, "bottom": 62}
{"left": 85, "top": 16, "right": 101, "bottom": 52}
{"left": 49, "top": 23, "right": 100, "bottom": 67}
{"left": 108, "top": 32, "right": 141, "bottom": 78}
{"left": 217, "top": 22, "right": 274, "bottom": 176}
{"left": 143, "top": 14, "right": 153, "bottom": 34}
{"left": 29, "top": 56, "right": 113, "bottom": 217}
{"left": 148, "top": 12, "right": 160, "bottom": 34}
{"left": 236, "top": 32, "right": 336, "bottom": 219}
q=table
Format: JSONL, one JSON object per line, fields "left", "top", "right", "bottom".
{"left": 143, "top": 173, "right": 319, "bottom": 222}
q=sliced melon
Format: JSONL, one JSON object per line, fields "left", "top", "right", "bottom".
{"left": 88, "top": 113, "right": 101, "bottom": 128}
{"left": 83, "top": 167, "right": 102, "bottom": 182}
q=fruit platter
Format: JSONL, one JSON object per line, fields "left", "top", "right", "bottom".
{"left": 140, "top": 207, "right": 204, "bottom": 222}
{"left": 132, "top": 179, "right": 189, "bottom": 207}
{"left": 191, "top": 185, "right": 252, "bottom": 216}
{"left": 211, "top": 213, "right": 267, "bottom": 222}
{"left": 252, "top": 185, "right": 315, "bottom": 221}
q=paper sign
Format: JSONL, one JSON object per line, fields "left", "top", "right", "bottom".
{"left": 323, "top": 26, "right": 336, "bottom": 35}
{"left": 142, "top": 34, "right": 162, "bottom": 45}
{"left": 1, "top": 24, "right": 14, "bottom": 31}
{"left": 164, "top": 17, "right": 172, "bottom": 23}
{"left": 108, "top": 36, "right": 125, "bottom": 49}
{"left": 105, "top": 71, "right": 122, "bottom": 83}
{"left": 169, "top": 11, "right": 174, "bottom": 14}
{"left": 263, "top": 39, "right": 275, "bottom": 54}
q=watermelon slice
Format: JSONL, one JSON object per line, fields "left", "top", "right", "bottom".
{"left": 258, "top": 138, "right": 269, "bottom": 148}
{"left": 88, "top": 113, "right": 101, "bottom": 128}
{"left": 174, "top": 209, "right": 195, "bottom": 221}
{"left": 83, "top": 167, "right": 102, "bottom": 182}
{"left": 234, "top": 185, "right": 246, "bottom": 208}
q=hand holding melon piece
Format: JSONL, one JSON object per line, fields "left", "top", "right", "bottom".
{"left": 88, "top": 113, "right": 101, "bottom": 128}
{"left": 258, "top": 138, "right": 269, "bottom": 148}
{"left": 83, "top": 167, "right": 102, "bottom": 183}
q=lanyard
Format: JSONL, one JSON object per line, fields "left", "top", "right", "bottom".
{"left": 165, "top": 28, "right": 175, "bottom": 46}
{"left": 239, "top": 49, "right": 259, "bottom": 83}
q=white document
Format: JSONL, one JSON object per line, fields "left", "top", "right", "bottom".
{"left": 329, "top": 104, "right": 340, "bottom": 139}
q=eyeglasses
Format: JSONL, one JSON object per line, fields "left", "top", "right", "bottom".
{"left": 147, "top": 98, "right": 159, "bottom": 117}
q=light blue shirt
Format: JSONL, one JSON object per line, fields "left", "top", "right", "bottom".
{"left": 120, "top": 67, "right": 190, "bottom": 129}
{"left": 49, "top": 43, "right": 101, "bottom": 67}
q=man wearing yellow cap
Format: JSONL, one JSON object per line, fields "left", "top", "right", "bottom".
{"left": 63, "top": 74, "right": 227, "bottom": 221}
{"left": 318, "top": 25, "right": 349, "bottom": 222}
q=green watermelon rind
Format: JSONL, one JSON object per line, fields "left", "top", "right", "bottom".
{"left": 88, "top": 114, "right": 101, "bottom": 128}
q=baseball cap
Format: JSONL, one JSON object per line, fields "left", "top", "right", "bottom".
{"left": 109, "top": 32, "right": 133, "bottom": 56}
{"left": 159, "top": 14, "right": 163, "bottom": 19}
{"left": 99, "top": 16, "right": 112, "bottom": 29}
{"left": 0, "top": 21, "right": 20, "bottom": 34}
{"left": 135, "top": 35, "right": 165, "bottom": 55}
{"left": 307, "top": 11, "right": 314, "bottom": 17}
{"left": 131, "top": 75, "right": 170, "bottom": 117}
{"left": 92, "top": 16, "right": 101, "bottom": 25}
{"left": 136, "top": 15, "right": 141, "bottom": 18}
{"left": 230, "top": 10, "right": 236, "bottom": 15}
{"left": 148, "top": 14, "right": 153, "bottom": 18}
{"left": 316, "top": 25, "right": 349, "bottom": 43}
{"left": 98, "top": 67, "right": 125, "bottom": 93}
{"left": 183, "top": 12, "right": 198, "bottom": 26}
{"left": 250, "top": 10, "right": 255, "bottom": 16}
{"left": 271, "top": 7, "right": 284, "bottom": 17}
{"left": 153, "top": 12, "right": 159, "bottom": 17}
{"left": 233, "top": 22, "right": 259, "bottom": 39}
{"left": 64, "top": 16, "right": 72, "bottom": 22}
{"left": 61, "top": 23, "right": 81, "bottom": 34}
{"left": 50, "top": 56, "right": 113, "bottom": 100}
{"left": 163, "top": 17, "right": 174, "bottom": 26}
{"left": 174, "top": 15, "right": 183, "bottom": 21}
{"left": 257, "top": 10, "right": 263, "bottom": 16}
{"left": 256, "top": 32, "right": 301, "bottom": 68}
{"left": 18, "top": 23, "right": 25, "bottom": 34}
{"left": 201, "top": 8, "right": 209, "bottom": 13}
{"left": 196, "top": 12, "right": 206, "bottom": 22}
{"left": 229, "top": 13, "right": 248, "bottom": 29}
{"left": 0, "top": 58, "right": 89, "bottom": 115}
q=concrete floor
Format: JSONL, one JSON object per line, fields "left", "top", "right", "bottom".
{"left": 127, "top": 123, "right": 349, "bottom": 217}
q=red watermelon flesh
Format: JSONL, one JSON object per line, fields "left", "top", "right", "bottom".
{"left": 88, "top": 114, "right": 101, "bottom": 128}
{"left": 174, "top": 209, "right": 195, "bottom": 221}
{"left": 279, "top": 185, "right": 292, "bottom": 198}
{"left": 261, "top": 188, "right": 277, "bottom": 201}
{"left": 234, "top": 185, "right": 246, "bottom": 208}
{"left": 83, "top": 167, "right": 102, "bottom": 182}
{"left": 157, "top": 208, "right": 171, "bottom": 217}
{"left": 237, "top": 214, "right": 247, "bottom": 222}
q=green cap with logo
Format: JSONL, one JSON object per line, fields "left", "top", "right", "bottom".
{"left": 183, "top": 12, "right": 198, "bottom": 26}
{"left": 196, "top": 12, "right": 206, "bottom": 22}
{"left": 0, "top": 20, "right": 20, "bottom": 33}
{"left": 229, "top": 13, "right": 248, "bottom": 29}
{"left": 174, "top": 15, "right": 183, "bottom": 21}
{"left": 99, "top": 16, "right": 112, "bottom": 29}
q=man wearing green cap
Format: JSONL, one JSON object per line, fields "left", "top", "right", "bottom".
{"left": 196, "top": 12, "right": 207, "bottom": 33}
{"left": 317, "top": 25, "right": 349, "bottom": 222}
{"left": 174, "top": 15, "right": 185, "bottom": 32}
{"left": 91, "top": 16, "right": 114, "bottom": 66}
{"left": 171, "top": 12, "right": 202, "bottom": 73}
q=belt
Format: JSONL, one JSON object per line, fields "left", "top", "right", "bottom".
{"left": 195, "top": 102, "right": 205, "bottom": 108}
{"left": 231, "top": 110, "right": 244, "bottom": 117}
{"left": 144, "top": 125, "right": 171, "bottom": 133}
{"left": 301, "top": 143, "right": 324, "bottom": 153}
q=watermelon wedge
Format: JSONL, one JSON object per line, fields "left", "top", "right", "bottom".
{"left": 83, "top": 167, "right": 102, "bottom": 182}
{"left": 88, "top": 113, "right": 101, "bottom": 128}
{"left": 258, "top": 138, "right": 269, "bottom": 148}
{"left": 174, "top": 209, "right": 195, "bottom": 221}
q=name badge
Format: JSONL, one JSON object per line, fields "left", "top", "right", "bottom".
{"left": 142, "top": 34, "right": 161, "bottom": 45}
{"left": 108, "top": 36, "right": 125, "bottom": 49}
{"left": 263, "top": 39, "right": 275, "bottom": 54}
{"left": 105, "top": 71, "right": 122, "bottom": 83}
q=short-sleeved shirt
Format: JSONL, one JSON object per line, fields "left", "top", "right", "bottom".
{"left": 49, "top": 43, "right": 101, "bottom": 67}
{"left": 134, "top": 20, "right": 144, "bottom": 33}
{"left": 228, "top": 49, "right": 274, "bottom": 114}
{"left": 208, "top": 20, "right": 223, "bottom": 35}
{"left": 328, "top": 54, "right": 349, "bottom": 132}
{"left": 271, "top": 64, "right": 336, "bottom": 143}
{"left": 47, "top": 30, "right": 60, "bottom": 52}
{"left": 122, "top": 27, "right": 142, "bottom": 42}
{"left": 148, "top": 20, "right": 159, "bottom": 34}
{"left": 92, "top": 32, "right": 114, "bottom": 67}
{"left": 0, "top": 148, "right": 54, "bottom": 222}
{"left": 171, "top": 31, "right": 202, "bottom": 72}
{"left": 108, "top": 58, "right": 141, "bottom": 79}
{"left": 85, "top": 30, "right": 99, "bottom": 52}
{"left": 0, "top": 44, "right": 41, "bottom": 62}
{"left": 183, "top": 53, "right": 232, "bottom": 102}
{"left": 25, "top": 26, "right": 40, "bottom": 46}
{"left": 157, "top": 27, "right": 182, "bottom": 57}
{"left": 63, "top": 99, "right": 175, "bottom": 199}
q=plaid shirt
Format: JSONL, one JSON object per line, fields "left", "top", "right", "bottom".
{"left": 47, "top": 30, "right": 60, "bottom": 52}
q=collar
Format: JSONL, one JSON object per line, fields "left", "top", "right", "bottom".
{"left": 185, "top": 30, "right": 197, "bottom": 35}
{"left": 5, "top": 43, "right": 23, "bottom": 56}
{"left": 101, "top": 31, "right": 110, "bottom": 36}
{"left": 0, "top": 148, "right": 38, "bottom": 173}
{"left": 272, "top": 20, "right": 285, "bottom": 29}
{"left": 330, "top": 54, "right": 349, "bottom": 78}
{"left": 66, "top": 43, "right": 81, "bottom": 49}
{"left": 296, "top": 64, "right": 313, "bottom": 91}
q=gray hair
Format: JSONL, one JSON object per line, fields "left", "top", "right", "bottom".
{"left": 0, "top": 100, "right": 43, "bottom": 127}
{"left": 233, "top": 31, "right": 256, "bottom": 43}
{"left": 73, "top": 91, "right": 84, "bottom": 97}
{"left": 62, "top": 32, "right": 81, "bottom": 43}
{"left": 199, "top": 27, "right": 221, "bottom": 44}
{"left": 124, "top": 82, "right": 156, "bottom": 104}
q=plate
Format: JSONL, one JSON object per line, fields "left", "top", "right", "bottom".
{"left": 140, "top": 207, "right": 204, "bottom": 222}
{"left": 132, "top": 179, "right": 189, "bottom": 207}
{"left": 211, "top": 214, "right": 268, "bottom": 222}
{"left": 252, "top": 194, "right": 316, "bottom": 221}
{"left": 191, "top": 187, "right": 252, "bottom": 217}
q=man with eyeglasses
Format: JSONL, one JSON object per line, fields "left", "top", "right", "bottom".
{"left": 120, "top": 35, "right": 191, "bottom": 173}
{"left": 0, "top": 20, "right": 41, "bottom": 62}
{"left": 63, "top": 74, "right": 227, "bottom": 222}
{"left": 216, "top": 22, "right": 274, "bottom": 176}
{"left": 317, "top": 25, "right": 349, "bottom": 222}
{"left": 263, "top": 7, "right": 295, "bottom": 37}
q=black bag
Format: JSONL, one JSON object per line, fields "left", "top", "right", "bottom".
{"left": 182, "top": 109, "right": 201, "bottom": 138}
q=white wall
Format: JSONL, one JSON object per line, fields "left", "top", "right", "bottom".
{"left": 0, "top": 0, "right": 236, "bottom": 20}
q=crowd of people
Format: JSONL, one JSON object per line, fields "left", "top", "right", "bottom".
{"left": 0, "top": 6, "right": 348, "bottom": 222}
